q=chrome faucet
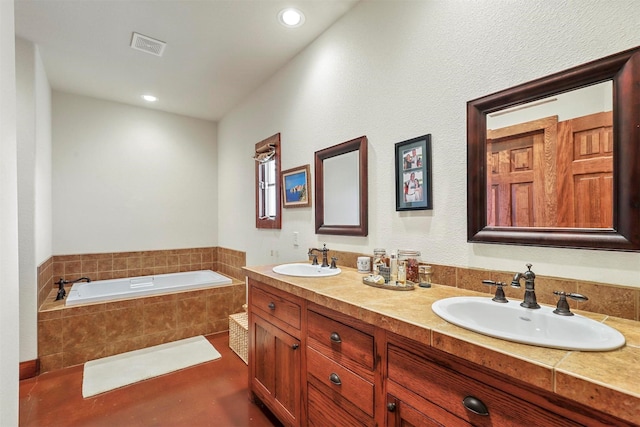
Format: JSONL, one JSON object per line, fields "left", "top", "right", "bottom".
{"left": 308, "top": 244, "right": 329, "bottom": 268}
{"left": 511, "top": 263, "right": 540, "bottom": 309}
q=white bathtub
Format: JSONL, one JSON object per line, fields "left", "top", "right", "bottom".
{"left": 65, "top": 270, "right": 232, "bottom": 306}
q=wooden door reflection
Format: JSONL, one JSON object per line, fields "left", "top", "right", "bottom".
{"left": 487, "top": 112, "right": 612, "bottom": 229}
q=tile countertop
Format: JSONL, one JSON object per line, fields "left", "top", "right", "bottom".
{"left": 243, "top": 264, "right": 640, "bottom": 425}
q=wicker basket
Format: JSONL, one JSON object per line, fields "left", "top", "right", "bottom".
{"left": 229, "top": 312, "right": 248, "bottom": 364}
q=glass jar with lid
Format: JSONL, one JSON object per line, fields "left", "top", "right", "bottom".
{"left": 397, "top": 250, "right": 421, "bottom": 284}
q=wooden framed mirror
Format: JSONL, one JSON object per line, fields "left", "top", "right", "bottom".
{"left": 315, "top": 136, "right": 368, "bottom": 236}
{"left": 467, "top": 46, "right": 640, "bottom": 251}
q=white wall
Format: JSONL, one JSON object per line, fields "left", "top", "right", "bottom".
{"left": 0, "top": 0, "right": 20, "bottom": 423}
{"left": 52, "top": 92, "right": 218, "bottom": 254}
{"left": 16, "top": 37, "right": 51, "bottom": 363}
{"left": 218, "top": 0, "right": 640, "bottom": 287}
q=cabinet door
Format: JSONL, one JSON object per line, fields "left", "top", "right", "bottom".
{"left": 252, "top": 313, "right": 301, "bottom": 426}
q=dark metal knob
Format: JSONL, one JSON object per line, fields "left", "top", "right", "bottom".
{"left": 329, "top": 373, "right": 342, "bottom": 386}
{"left": 292, "top": 343, "right": 299, "bottom": 350}
{"left": 330, "top": 332, "right": 342, "bottom": 343}
{"left": 462, "top": 396, "right": 489, "bottom": 416}
{"left": 387, "top": 402, "right": 396, "bottom": 412}
{"left": 268, "top": 302, "right": 275, "bottom": 310}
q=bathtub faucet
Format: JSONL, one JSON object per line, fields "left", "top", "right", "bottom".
{"left": 54, "top": 276, "right": 91, "bottom": 301}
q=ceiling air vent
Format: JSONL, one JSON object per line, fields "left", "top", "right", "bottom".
{"left": 130, "top": 32, "right": 166, "bottom": 57}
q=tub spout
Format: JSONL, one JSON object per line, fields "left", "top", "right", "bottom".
{"left": 54, "top": 276, "right": 92, "bottom": 301}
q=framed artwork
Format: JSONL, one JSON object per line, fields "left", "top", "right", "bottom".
{"left": 395, "top": 134, "right": 432, "bottom": 211}
{"left": 281, "top": 164, "right": 311, "bottom": 208}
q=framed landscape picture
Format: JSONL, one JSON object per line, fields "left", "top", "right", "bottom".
{"left": 395, "top": 134, "right": 432, "bottom": 211}
{"left": 281, "top": 164, "right": 311, "bottom": 208}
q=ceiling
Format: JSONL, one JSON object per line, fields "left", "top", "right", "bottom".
{"left": 14, "top": 0, "right": 359, "bottom": 122}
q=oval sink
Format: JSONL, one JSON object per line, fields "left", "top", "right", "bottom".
{"left": 431, "top": 296, "right": 625, "bottom": 351}
{"left": 272, "top": 263, "right": 341, "bottom": 277}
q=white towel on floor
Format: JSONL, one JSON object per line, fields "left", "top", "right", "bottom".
{"left": 82, "top": 335, "right": 221, "bottom": 398}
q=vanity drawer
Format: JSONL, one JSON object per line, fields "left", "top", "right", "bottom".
{"left": 307, "top": 308, "right": 374, "bottom": 371}
{"left": 250, "top": 284, "right": 301, "bottom": 330}
{"left": 387, "top": 343, "right": 582, "bottom": 427}
{"left": 307, "top": 346, "right": 374, "bottom": 417}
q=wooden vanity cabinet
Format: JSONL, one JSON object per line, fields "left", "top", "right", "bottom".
{"left": 305, "top": 304, "right": 377, "bottom": 427}
{"left": 248, "top": 279, "right": 303, "bottom": 426}
{"left": 248, "top": 280, "right": 633, "bottom": 427}
{"left": 386, "top": 333, "right": 631, "bottom": 427}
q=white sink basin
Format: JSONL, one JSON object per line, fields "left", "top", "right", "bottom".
{"left": 272, "top": 263, "right": 341, "bottom": 277}
{"left": 431, "top": 296, "right": 625, "bottom": 351}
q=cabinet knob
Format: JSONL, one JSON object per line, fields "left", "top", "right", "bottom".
{"left": 268, "top": 302, "right": 276, "bottom": 310}
{"left": 329, "top": 373, "right": 342, "bottom": 386}
{"left": 387, "top": 402, "right": 397, "bottom": 412}
{"left": 462, "top": 395, "right": 489, "bottom": 416}
{"left": 329, "top": 332, "right": 342, "bottom": 343}
{"left": 292, "top": 343, "right": 299, "bottom": 350}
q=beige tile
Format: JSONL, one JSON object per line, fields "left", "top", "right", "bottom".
{"left": 38, "top": 318, "right": 63, "bottom": 356}
{"left": 105, "top": 307, "right": 143, "bottom": 341}
{"left": 577, "top": 282, "right": 636, "bottom": 320}
{"left": 555, "top": 346, "right": 640, "bottom": 422}
{"left": 143, "top": 301, "right": 177, "bottom": 335}
{"left": 177, "top": 297, "right": 207, "bottom": 328}
{"left": 39, "top": 353, "right": 63, "bottom": 374}
{"left": 62, "top": 312, "right": 107, "bottom": 351}
{"left": 63, "top": 344, "right": 106, "bottom": 368}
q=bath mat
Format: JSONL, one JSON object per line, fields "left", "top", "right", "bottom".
{"left": 82, "top": 335, "right": 221, "bottom": 398}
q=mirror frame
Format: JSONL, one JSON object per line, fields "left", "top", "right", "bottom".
{"left": 315, "top": 136, "right": 368, "bottom": 236}
{"left": 468, "top": 46, "right": 640, "bottom": 251}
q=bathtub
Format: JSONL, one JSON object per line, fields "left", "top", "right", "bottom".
{"left": 65, "top": 270, "right": 232, "bottom": 306}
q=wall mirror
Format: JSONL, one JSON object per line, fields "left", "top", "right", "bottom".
{"left": 467, "top": 46, "right": 640, "bottom": 251}
{"left": 315, "top": 136, "right": 368, "bottom": 236}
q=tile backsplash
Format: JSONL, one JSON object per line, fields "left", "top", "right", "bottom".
{"left": 328, "top": 250, "right": 639, "bottom": 322}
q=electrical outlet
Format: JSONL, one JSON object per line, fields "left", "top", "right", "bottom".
{"left": 293, "top": 231, "right": 299, "bottom": 247}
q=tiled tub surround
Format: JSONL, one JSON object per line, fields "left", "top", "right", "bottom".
{"left": 38, "top": 279, "right": 245, "bottom": 373}
{"left": 37, "top": 247, "right": 246, "bottom": 309}
{"left": 244, "top": 264, "right": 640, "bottom": 425}
{"left": 36, "top": 247, "right": 246, "bottom": 373}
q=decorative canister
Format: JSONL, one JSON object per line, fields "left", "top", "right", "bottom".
{"left": 397, "top": 250, "right": 421, "bottom": 284}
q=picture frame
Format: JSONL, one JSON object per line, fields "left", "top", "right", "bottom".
{"left": 395, "top": 134, "right": 432, "bottom": 211}
{"left": 281, "top": 164, "right": 311, "bottom": 208}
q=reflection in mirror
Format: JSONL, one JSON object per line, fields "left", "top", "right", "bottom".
{"left": 315, "top": 136, "right": 368, "bottom": 236}
{"left": 486, "top": 81, "right": 613, "bottom": 229}
{"left": 323, "top": 151, "right": 359, "bottom": 225}
{"left": 467, "top": 46, "right": 640, "bottom": 251}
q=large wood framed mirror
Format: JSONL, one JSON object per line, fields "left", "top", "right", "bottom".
{"left": 315, "top": 136, "right": 368, "bottom": 236}
{"left": 467, "top": 46, "right": 640, "bottom": 251}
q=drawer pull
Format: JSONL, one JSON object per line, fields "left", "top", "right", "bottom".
{"left": 329, "top": 332, "right": 342, "bottom": 343}
{"left": 386, "top": 402, "right": 396, "bottom": 412}
{"left": 462, "top": 396, "right": 489, "bottom": 416}
{"left": 292, "top": 343, "right": 299, "bottom": 350}
{"left": 268, "top": 302, "right": 276, "bottom": 310}
{"left": 329, "top": 373, "right": 342, "bottom": 386}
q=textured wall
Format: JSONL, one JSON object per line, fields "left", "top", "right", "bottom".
{"left": 52, "top": 92, "right": 218, "bottom": 254}
{"left": 218, "top": 0, "right": 640, "bottom": 287}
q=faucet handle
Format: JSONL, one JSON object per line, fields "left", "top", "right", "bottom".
{"left": 310, "top": 254, "right": 319, "bottom": 265}
{"left": 330, "top": 257, "right": 338, "bottom": 269}
{"left": 553, "top": 291, "right": 588, "bottom": 316}
{"left": 482, "top": 280, "right": 508, "bottom": 303}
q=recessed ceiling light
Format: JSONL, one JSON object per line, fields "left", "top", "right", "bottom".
{"left": 278, "top": 8, "right": 305, "bottom": 28}
{"left": 142, "top": 95, "right": 157, "bottom": 102}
